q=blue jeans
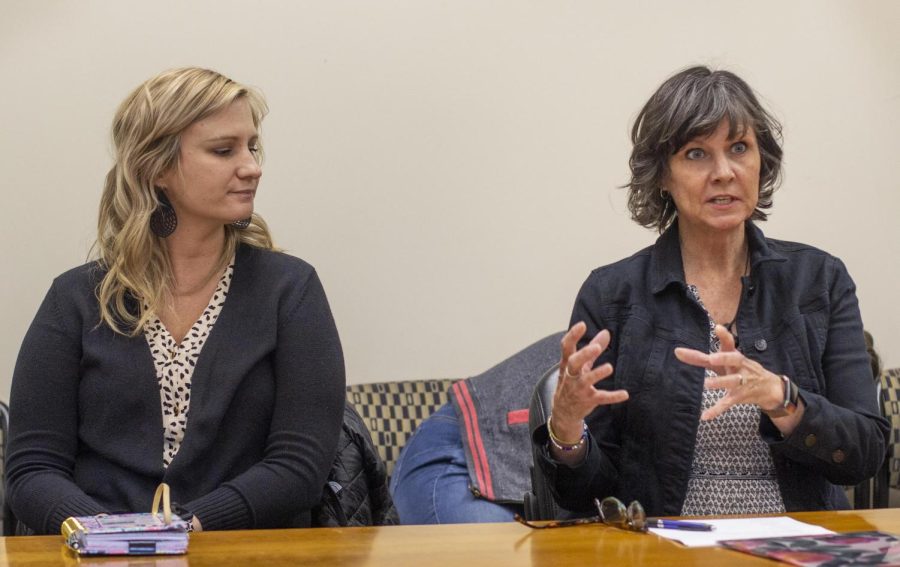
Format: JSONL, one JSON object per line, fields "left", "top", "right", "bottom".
{"left": 390, "top": 403, "right": 523, "bottom": 524}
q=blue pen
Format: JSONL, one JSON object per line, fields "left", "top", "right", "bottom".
{"left": 645, "top": 519, "right": 714, "bottom": 531}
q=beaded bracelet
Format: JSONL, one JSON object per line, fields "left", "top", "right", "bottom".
{"left": 547, "top": 415, "right": 588, "bottom": 452}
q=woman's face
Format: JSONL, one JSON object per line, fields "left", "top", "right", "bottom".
{"left": 157, "top": 98, "right": 262, "bottom": 233}
{"left": 665, "top": 119, "right": 760, "bottom": 235}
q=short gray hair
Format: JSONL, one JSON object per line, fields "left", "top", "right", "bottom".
{"left": 626, "top": 66, "right": 783, "bottom": 232}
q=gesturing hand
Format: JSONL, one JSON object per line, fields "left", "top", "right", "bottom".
{"left": 550, "top": 322, "right": 629, "bottom": 442}
{"left": 674, "top": 325, "right": 785, "bottom": 421}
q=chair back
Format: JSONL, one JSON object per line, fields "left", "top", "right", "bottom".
{"left": 346, "top": 379, "right": 456, "bottom": 480}
{"left": 849, "top": 376, "right": 892, "bottom": 509}
{"left": 0, "top": 401, "right": 16, "bottom": 535}
{"left": 523, "top": 365, "right": 560, "bottom": 520}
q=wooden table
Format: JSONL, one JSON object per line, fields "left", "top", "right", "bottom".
{"left": 2, "top": 509, "right": 899, "bottom": 566}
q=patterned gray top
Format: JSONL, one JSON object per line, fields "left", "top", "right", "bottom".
{"left": 144, "top": 260, "right": 235, "bottom": 467}
{"left": 680, "top": 284, "right": 786, "bottom": 515}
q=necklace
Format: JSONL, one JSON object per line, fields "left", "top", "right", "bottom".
{"left": 723, "top": 247, "right": 752, "bottom": 335}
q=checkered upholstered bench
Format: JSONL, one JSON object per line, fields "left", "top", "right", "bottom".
{"left": 346, "top": 379, "right": 457, "bottom": 479}
{"left": 881, "top": 368, "right": 900, "bottom": 491}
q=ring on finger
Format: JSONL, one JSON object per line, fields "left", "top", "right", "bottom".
{"left": 563, "top": 366, "right": 579, "bottom": 380}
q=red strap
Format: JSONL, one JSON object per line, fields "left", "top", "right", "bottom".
{"left": 452, "top": 381, "right": 495, "bottom": 500}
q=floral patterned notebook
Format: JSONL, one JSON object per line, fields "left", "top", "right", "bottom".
{"left": 61, "top": 513, "right": 189, "bottom": 555}
{"left": 721, "top": 531, "right": 900, "bottom": 566}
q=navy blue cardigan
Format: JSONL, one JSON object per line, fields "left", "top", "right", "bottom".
{"left": 536, "top": 221, "right": 889, "bottom": 515}
{"left": 7, "top": 244, "right": 346, "bottom": 534}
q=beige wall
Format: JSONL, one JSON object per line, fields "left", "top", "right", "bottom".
{"left": 1, "top": 1, "right": 898, "bottom": 399}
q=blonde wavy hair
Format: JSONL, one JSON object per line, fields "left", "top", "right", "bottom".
{"left": 95, "top": 67, "right": 275, "bottom": 336}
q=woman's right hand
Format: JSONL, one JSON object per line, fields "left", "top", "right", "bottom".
{"left": 550, "top": 322, "right": 629, "bottom": 448}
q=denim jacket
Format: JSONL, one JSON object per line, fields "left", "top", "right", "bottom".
{"left": 536, "top": 221, "right": 889, "bottom": 516}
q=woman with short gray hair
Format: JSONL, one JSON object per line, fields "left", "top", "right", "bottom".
{"left": 536, "top": 66, "right": 888, "bottom": 516}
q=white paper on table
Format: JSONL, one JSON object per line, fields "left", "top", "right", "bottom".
{"left": 648, "top": 516, "right": 835, "bottom": 548}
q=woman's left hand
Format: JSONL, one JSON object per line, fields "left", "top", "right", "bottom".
{"left": 674, "top": 324, "right": 786, "bottom": 421}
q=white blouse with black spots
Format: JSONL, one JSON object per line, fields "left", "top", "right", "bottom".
{"left": 680, "top": 284, "right": 785, "bottom": 515}
{"left": 144, "top": 260, "right": 235, "bottom": 467}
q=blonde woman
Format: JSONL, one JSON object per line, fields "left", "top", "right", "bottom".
{"left": 7, "top": 68, "right": 345, "bottom": 534}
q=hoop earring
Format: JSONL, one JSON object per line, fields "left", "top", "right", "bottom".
{"left": 231, "top": 218, "right": 251, "bottom": 229}
{"left": 659, "top": 187, "right": 675, "bottom": 225}
{"left": 150, "top": 190, "right": 177, "bottom": 238}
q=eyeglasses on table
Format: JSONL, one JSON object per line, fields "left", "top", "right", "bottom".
{"left": 514, "top": 496, "right": 647, "bottom": 533}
